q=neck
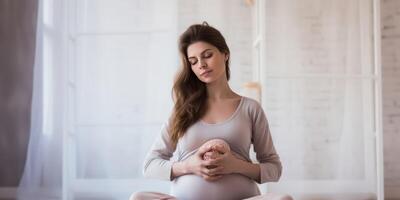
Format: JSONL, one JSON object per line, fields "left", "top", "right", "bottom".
{"left": 206, "top": 77, "right": 235, "bottom": 101}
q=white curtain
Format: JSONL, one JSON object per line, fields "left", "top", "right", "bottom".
{"left": 17, "top": 0, "right": 63, "bottom": 199}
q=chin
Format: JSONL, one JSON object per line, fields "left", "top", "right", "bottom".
{"left": 200, "top": 78, "right": 215, "bottom": 84}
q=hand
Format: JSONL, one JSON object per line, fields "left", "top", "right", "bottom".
{"left": 206, "top": 151, "right": 242, "bottom": 175}
{"left": 203, "top": 150, "right": 221, "bottom": 160}
{"left": 199, "top": 139, "right": 230, "bottom": 155}
{"left": 184, "top": 145, "right": 224, "bottom": 181}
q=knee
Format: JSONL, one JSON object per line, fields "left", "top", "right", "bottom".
{"left": 277, "top": 194, "right": 293, "bottom": 200}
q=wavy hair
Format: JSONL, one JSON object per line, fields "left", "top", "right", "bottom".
{"left": 169, "top": 22, "right": 231, "bottom": 146}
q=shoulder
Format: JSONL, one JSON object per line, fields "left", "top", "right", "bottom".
{"left": 241, "top": 96, "right": 264, "bottom": 116}
{"left": 241, "top": 96, "right": 262, "bottom": 109}
{"left": 240, "top": 97, "right": 270, "bottom": 128}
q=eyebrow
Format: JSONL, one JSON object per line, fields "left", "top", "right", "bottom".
{"left": 188, "top": 49, "right": 213, "bottom": 60}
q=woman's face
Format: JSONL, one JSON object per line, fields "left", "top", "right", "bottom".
{"left": 187, "top": 41, "right": 228, "bottom": 84}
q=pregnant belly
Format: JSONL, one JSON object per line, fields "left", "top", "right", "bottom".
{"left": 170, "top": 174, "right": 260, "bottom": 200}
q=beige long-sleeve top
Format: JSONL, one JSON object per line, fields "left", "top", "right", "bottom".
{"left": 143, "top": 96, "right": 282, "bottom": 199}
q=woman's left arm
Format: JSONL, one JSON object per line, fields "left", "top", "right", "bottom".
{"left": 206, "top": 144, "right": 280, "bottom": 183}
{"left": 216, "top": 152, "right": 261, "bottom": 182}
{"left": 249, "top": 103, "right": 282, "bottom": 183}
{"left": 234, "top": 158, "right": 261, "bottom": 182}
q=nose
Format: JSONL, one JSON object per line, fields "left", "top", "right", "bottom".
{"left": 198, "top": 58, "right": 207, "bottom": 69}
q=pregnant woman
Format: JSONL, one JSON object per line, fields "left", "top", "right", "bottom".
{"left": 131, "top": 22, "right": 292, "bottom": 200}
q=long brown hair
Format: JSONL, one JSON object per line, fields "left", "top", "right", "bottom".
{"left": 169, "top": 22, "right": 231, "bottom": 146}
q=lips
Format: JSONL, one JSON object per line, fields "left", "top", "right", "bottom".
{"left": 200, "top": 70, "right": 212, "bottom": 76}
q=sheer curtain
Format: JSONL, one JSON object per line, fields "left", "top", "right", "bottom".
{"left": 17, "top": 0, "right": 64, "bottom": 199}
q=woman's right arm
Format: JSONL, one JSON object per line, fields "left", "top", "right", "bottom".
{"left": 171, "top": 161, "right": 188, "bottom": 179}
{"left": 143, "top": 122, "right": 176, "bottom": 181}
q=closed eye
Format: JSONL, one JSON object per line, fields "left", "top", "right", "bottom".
{"left": 203, "top": 52, "right": 212, "bottom": 58}
{"left": 189, "top": 59, "right": 197, "bottom": 66}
